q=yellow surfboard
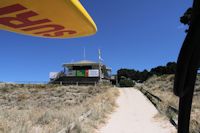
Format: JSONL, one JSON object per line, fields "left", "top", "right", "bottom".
{"left": 0, "top": 0, "right": 97, "bottom": 38}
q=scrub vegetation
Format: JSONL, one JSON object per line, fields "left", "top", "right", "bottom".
{"left": 0, "top": 84, "right": 119, "bottom": 133}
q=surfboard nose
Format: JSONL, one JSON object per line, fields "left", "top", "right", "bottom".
{"left": 70, "top": 0, "right": 98, "bottom": 36}
{"left": 0, "top": 0, "right": 97, "bottom": 38}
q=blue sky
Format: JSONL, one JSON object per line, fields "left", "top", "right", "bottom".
{"left": 0, "top": 0, "right": 192, "bottom": 82}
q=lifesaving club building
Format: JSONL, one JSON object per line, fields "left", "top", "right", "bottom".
{"left": 49, "top": 60, "right": 112, "bottom": 84}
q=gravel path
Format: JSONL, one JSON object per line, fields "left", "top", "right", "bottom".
{"left": 98, "top": 88, "right": 176, "bottom": 133}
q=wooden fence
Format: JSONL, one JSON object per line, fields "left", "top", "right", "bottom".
{"left": 138, "top": 86, "right": 200, "bottom": 132}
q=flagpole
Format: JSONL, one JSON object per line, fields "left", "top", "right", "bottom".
{"left": 98, "top": 49, "right": 102, "bottom": 82}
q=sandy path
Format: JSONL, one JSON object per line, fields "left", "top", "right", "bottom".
{"left": 98, "top": 88, "right": 176, "bottom": 133}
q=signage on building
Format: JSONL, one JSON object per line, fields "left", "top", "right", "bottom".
{"left": 49, "top": 72, "right": 59, "bottom": 79}
{"left": 67, "top": 70, "right": 76, "bottom": 77}
{"left": 88, "top": 70, "right": 99, "bottom": 77}
{"left": 76, "top": 70, "right": 86, "bottom": 77}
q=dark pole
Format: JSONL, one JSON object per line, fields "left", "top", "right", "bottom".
{"left": 178, "top": 85, "right": 195, "bottom": 133}
{"left": 177, "top": 62, "right": 197, "bottom": 133}
{"left": 174, "top": 0, "right": 200, "bottom": 132}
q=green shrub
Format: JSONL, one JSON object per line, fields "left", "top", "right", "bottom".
{"left": 119, "top": 79, "right": 135, "bottom": 87}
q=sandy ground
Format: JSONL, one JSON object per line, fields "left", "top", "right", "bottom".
{"left": 98, "top": 88, "right": 176, "bottom": 133}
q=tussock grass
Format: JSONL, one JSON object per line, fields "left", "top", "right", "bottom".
{"left": 0, "top": 84, "right": 119, "bottom": 133}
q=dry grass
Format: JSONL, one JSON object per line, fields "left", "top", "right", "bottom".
{"left": 0, "top": 84, "right": 119, "bottom": 133}
{"left": 136, "top": 74, "right": 200, "bottom": 132}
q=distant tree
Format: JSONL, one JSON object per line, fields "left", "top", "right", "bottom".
{"left": 150, "top": 66, "right": 165, "bottom": 76}
{"left": 140, "top": 69, "right": 152, "bottom": 81}
{"left": 119, "top": 78, "right": 135, "bottom": 87}
{"left": 117, "top": 69, "right": 135, "bottom": 80}
{"left": 150, "top": 62, "right": 177, "bottom": 75}
{"left": 117, "top": 69, "right": 152, "bottom": 83}
{"left": 166, "top": 62, "right": 176, "bottom": 74}
{"left": 117, "top": 62, "right": 176, "bottom": 83}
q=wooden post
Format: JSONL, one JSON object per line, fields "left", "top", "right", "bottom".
{"left": 76, "top": 82, "right": 78, "bottom": 86}
{"left": 94, "top": 82, "right": 97, "bottom": 87}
